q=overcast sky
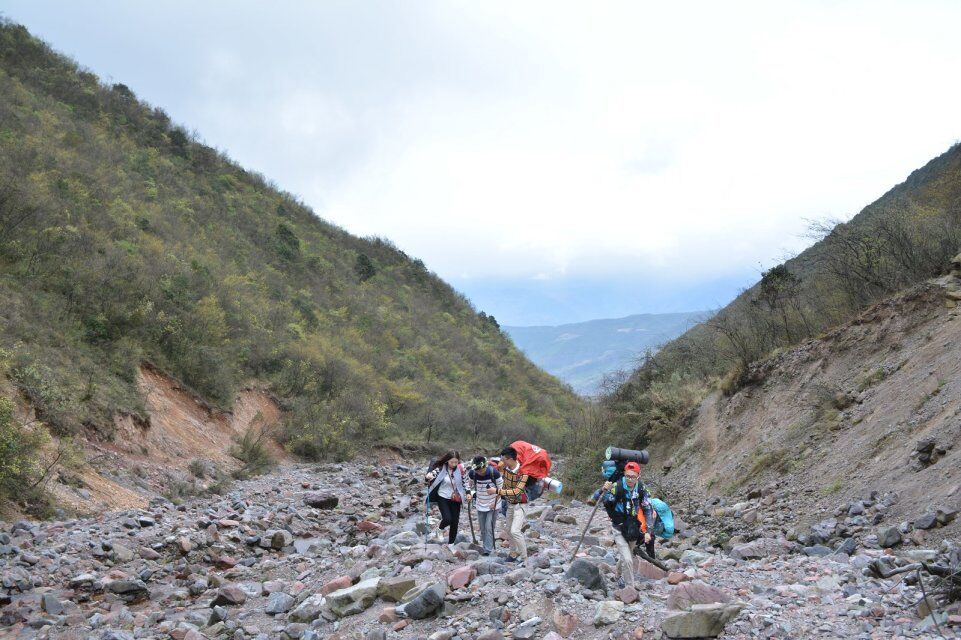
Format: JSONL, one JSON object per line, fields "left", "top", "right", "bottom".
{"left": 5, "top": 1, "right": 961, "bottom": 324}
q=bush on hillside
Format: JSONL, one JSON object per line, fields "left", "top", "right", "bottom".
{"left": 0, "top": 397, "right": 49, "bottom": 504}
{"left": 230, "top": 422, "right": 276, "bottom": 478}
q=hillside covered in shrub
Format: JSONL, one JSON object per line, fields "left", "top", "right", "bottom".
{"left": 561, "top": 142, "right": 961, "bottom": 494}
{"left": 0, "top": 21, "right": 581, "bottom": 462}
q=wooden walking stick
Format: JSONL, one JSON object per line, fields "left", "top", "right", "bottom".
{"left": 569, "top": 485, "right": 605, "bottom": 563}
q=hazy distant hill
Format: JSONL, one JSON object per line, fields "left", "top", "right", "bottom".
{"left": 505, "top": 312, "right": 706, "bottom": 395}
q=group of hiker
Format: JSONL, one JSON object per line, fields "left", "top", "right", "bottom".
{"left": 424, "top": 442, "right": 673, "bottom": 587}
{"left": 424, "top": 446, "right": 528, "bottom": 561}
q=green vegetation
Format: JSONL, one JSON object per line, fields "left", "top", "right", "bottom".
{"left": 0, "top": 397, "right": 47, "bottom": 501}
{"left": 0, "top": 21, "right": 581, "bottom": 463}
{"left": 821, "top": 479, "right": 843, "bottom": 496}
{"left": 230, "top": 426, "right": 275, "bottom": 479}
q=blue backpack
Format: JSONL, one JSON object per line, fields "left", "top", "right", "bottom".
{"left": 650, "top": 498, "right": 675, "bottom": 539}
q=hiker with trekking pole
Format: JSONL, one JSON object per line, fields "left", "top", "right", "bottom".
{"left": 424, "top": 450, "right": 468, "bottom": 547}
{"left": 570, "top": 447, "right": 673, "bottom": 580}
{"left": 592, "top": 460, "right": 653, "bottom": 589}
{"left": 466, "top": 455, "right": 503, "bottom": 556}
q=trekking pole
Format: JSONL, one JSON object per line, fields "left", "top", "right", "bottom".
{"left": 467, "top": 498, "right": 478, "bottom": 544}
{"left": 569, "top": 485, "right": 605, "bottom": 563}
{"left": 424, "top": 493, "right": 430, "bottom": 548}
{"left": 634, "top": 545, "right": 670, "bottom": 572}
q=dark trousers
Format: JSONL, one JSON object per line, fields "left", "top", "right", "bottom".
{"left": 435, "top": 495, "right": 461, "bottom": 544}
{"left": 644, "top": 536, "right": 656, "bottom": 557}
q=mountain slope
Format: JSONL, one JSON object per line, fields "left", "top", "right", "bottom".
{"left": 596, "top": 143, "right": 961, "bottom": 455}
{"left": 505, "top": 311, "right": 705, "bottom": 395}
{"left": 650, "top": 280, "right": 961, "bottom": 542}
{"left": 0, "top": 21, "right": 581, "bottom": 467}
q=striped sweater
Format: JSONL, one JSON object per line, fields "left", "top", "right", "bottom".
{"left": 467, "top": 467, "right": 503, "bottom": 511}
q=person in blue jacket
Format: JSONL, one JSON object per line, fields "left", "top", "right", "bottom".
{"left": 592, "top": 461, "right": 653, "bottom": 588}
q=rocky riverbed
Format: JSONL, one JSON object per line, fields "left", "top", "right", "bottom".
{"left": 1, "top": 462, "right": 958, "bottom": 639}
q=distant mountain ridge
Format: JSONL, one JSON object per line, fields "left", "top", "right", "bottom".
{"left": 505, "top": 311, "right": 706, "bottom": 395}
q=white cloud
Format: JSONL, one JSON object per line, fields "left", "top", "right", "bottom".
{"left": 6, "top": 0, "right": 961, "bottom": 322}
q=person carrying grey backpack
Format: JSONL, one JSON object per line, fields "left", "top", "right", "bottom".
{"left": 466, "top": 455, "right": 503, "bottom": 555}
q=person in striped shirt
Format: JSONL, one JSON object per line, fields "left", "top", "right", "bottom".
{"left": 466, "top": 456, "right": 503, "bottom": 555}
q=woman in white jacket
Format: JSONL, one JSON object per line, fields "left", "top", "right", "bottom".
{"left": 425, "top": 450, "right": 468, "bottom": 545}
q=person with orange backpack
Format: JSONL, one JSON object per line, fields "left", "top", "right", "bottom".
{"left": 495, "top": 446, "right": 531, "bottom": 562}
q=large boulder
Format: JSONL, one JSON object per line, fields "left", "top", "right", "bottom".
{"left": 809, "top": 518, "right": 838, "bottom": 544}
{"left": 552, "top": 610, "right": 580, "bottom": 637}
{"left": 304, "top": 492, "right": 339, "bottom": 509}
{"left": 289, "top": 594, "right": 326, "bottom": 623}
{"left": 212, "top": 585, "right": 248, "bottom": 606}
{"left": 661, "top": 603, "right": 743, "bottom": 639}
{"left": 447, "top": 565, "right": 476, "bottom": 590}
{"left": 635, "top": 558, "right": 668, "bottom": 581}
{"left": 106, "top": 579, "right": 149, "bottom": 604}
{"left": 265, "top": 592, "right": 295, "bottom": 615}
{"left": 378, "top": 576, "right": 417, "bottom": 602}
{"left": 565, "top": 559, "right": 605, "bottom": 590}
{"left": 327, "top": 577, "right": 381, "bottom": 617}
{"left": 878, "top": 526, "right": 902, "bottom": 548}
{"left": 666, "top": 581, "right": 733, "bottom": 611}
{"left": 593, "top": 601, "right": 624, "bottom": 626}
{"left": 679, "top": 550, "right": 712, "bottom": 566}
{"left": 396, "top": 582, "right": 446, "bottom": 619}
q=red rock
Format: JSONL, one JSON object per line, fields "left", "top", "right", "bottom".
{"left": 357, "top": 520, "right": 384, "bottom": 533}
{"left": 263, "top": 580, "right": 285, "bottom": 594}
{"left": 615, "top": 586, "right": 638, "bottom": 604}
{"left": 213, "top": 555, "right": 237, "bottom": 569}
{"left": 632, "top": 627, "right": 645, "bottom": 640}
{"left": 634, "top": 558, "right": 668, "bottom": 581}
{"left": 947, "top": 614, "right": 961, "bottom": 626}
{"left": 447, "top": 565, "right": 476, "bottom": 590}
{"left": 218, "top": 519, "right": 240, "bottom": 528}
{"left": 176, "top": 537, "right": 193, "bottom": 555}
{"left": 665, "top": 580, "right": 732, "bottom": 610}
{"left": 211, "top": 585, "right": 247, "bottom": 606}
{"left": 379, "top": 606, "right": 399, "bottom": 623}
{"left": 393, "top": 619, "right": 410, "bottom": 631}
{"left": 321, "top": 575, "right": 352, "bottom": 595}
{"left": 170, "top": 630, "right": 189, "bottom": 640}
{"left": 552, "top": 610, "right": 579, "bottom": 637}
{"left": 666, "top": 572, "right": 689, "bottom": 585}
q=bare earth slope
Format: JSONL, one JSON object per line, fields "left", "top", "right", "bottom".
{"left": 42, "top": 365, "right": 287, "bottom": 518}
{"left": 650, "top": 279, "right": 961, "bottom": 544}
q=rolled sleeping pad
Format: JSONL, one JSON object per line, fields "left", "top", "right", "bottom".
{"left": 605, "top": 447, "right": 649, "bottom": 465}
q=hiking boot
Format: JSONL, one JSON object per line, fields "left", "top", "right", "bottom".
{"left": 504, "top": 555, "right": 520, "bottom": 563}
